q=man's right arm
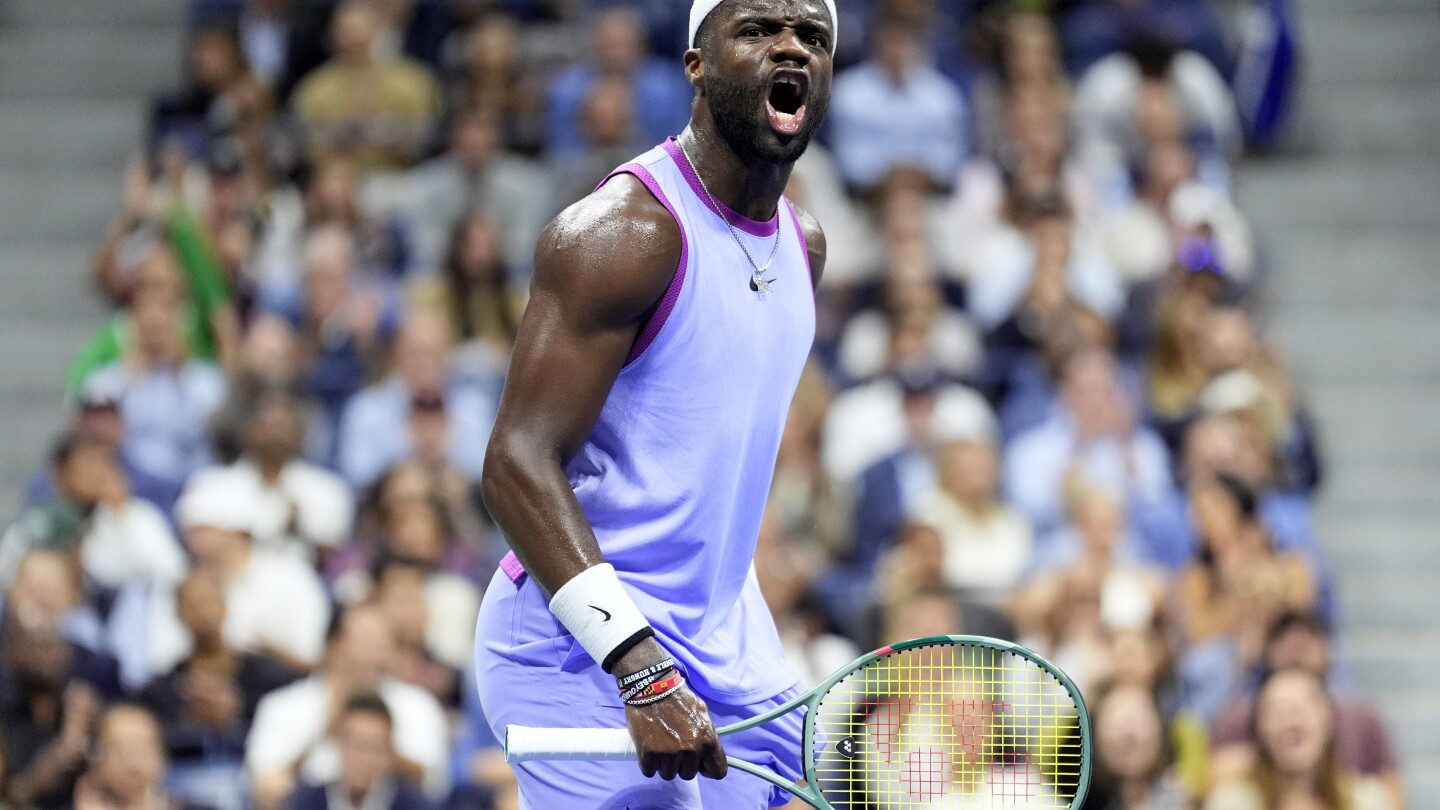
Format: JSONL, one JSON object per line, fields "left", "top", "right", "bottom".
{"left": 480, "top": 176, "right": 727, "bottom": 782}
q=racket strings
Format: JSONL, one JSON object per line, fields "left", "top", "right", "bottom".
{"left": 810, "top": 642, "right": 1084, "bottom": 809}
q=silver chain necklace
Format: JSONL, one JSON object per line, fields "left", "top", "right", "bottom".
{"left": 676, "top": 140, "right": 779, "bottom": 299}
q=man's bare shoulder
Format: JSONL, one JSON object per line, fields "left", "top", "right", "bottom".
{"left": 535, "top": 174, "right": 683, "bottom": 323}
{"left": 787, "top": 199, "right": 828, "bottom": 288}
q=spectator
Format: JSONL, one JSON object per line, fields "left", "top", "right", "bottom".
{"left": 0, "top": 434, "right": 186, "bottom": 591}
{"left": 1003, "top": 348, "right": 1184, "bottom": 551}
{"left": 914, "top": 437, "right": 1035, "bottom": 605}
{"left": 294, "top": 0, "right": 440, "bottom": 171}
{"left": 544, "top": 6, "right": 690, "bottom": 159}
{"left": 79, "top": 286, "right": 229, "bottom": 500}
{"left": 247, "top": 605, "right": 448, "bottom": 805}
{"left": 270, "top": 225, "right": 395, "bottom": 453}
{"left": 450, "top": 14, "right": 547, "bottom": 156}
{"left": 828, "top": 19, "right": 968, "bottom": 194}
{"left": 1176, "top": 474, "right": 1314, "bottom": 723}
{"left": 1208, "top": 612, "right": 1401, "bottom": 804}
{"left": 286, "top": 695, "right": 434, "bottom": 810}
{"left": 336, "top": 310, "right": 498, "bottom": 489}
{"left": 3, "top": 551, "right": 126, "bottom": 698}
{"left": 0, "top": 614, "right": 103, "bottom": 810}
{"left": 71, "top": 705, "right": 181, "bottom": 810}
{"left": 408, "top": 211, "right": 525, "bottom": 371}
{"left": 204, "top": 385, "right": 354, "bottom": 562}
{"left": 1072, "top": 31, "right": 1241, "bottom": 169}
{"left": 369, "top": 558, "right": 461, "bottom": 709}
{"left": 140, "top": 571, "right": 298, "bottom": 810}
{"left": 154, "top": 469, "right": 332, "bottom": 673}
{"left": 551, "top": 74, "right": 645, "bottom": 208}
{"left": 399, "top": 112, "right": 552, "bottom": 279}
{"left": 1084, "top": 682, "right": 1189, "bottom": 810}
{"left": 189, "top": 0, "right": 297, "bottom": 91}
{"left": 1203, "top": 670, "right": 1396, "bottom": 810}
{"left": 150, "top": 24, "right": 274, "bottom": 166}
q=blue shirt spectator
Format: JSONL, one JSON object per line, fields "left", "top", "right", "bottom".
{"left": 828, "top": 20, "right": 969, "bottom": 192}
{"left": 335, "top": 312, "right": 499, "bottom": 490}
{"left": 545, "top": 7, "right": 691, "bottom": 159}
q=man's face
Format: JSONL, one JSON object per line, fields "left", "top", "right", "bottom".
{"left": 245, "top": 398, "right": 302, "bottom": 466}
{"left": 693, "top": 0, "right": 834, "bottom": 164}
{"left": 93, "top": 709, "right": 166, "bottom": 803}
{"left": 337, "top": 711, "right": 395, "bottom": 794}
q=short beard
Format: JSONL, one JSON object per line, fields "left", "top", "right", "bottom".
{"left": 702, "top": 69, "right": 828, "bottom": 165}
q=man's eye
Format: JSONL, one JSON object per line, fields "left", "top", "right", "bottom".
{"left": 807, "top": 35, "right": 828, "bottom": 48}
{"left": 742, "top": 27, "right": 766, "bottom": 38}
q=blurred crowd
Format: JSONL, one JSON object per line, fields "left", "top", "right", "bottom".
{"left": 0, "top": 0, "right": 1399, "bottom": 808}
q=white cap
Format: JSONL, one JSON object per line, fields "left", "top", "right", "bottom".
{"left": 688, "top": 0, "right": 838, "bottom": 54}
{"left": 177, "top": 468, "right": 261, "bottom": 535}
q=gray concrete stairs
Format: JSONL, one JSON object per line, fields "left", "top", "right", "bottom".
{"left": 0, "top": 0, "right": 184, "bottom": 511}
{"left": 1237, "top": 0, "right": 1440, "bottom": 803}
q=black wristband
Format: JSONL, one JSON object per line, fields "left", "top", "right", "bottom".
{"left": 601, "top": 626, "right": 655, "bottom": 674}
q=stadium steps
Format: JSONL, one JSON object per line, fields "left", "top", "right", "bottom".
{"left": 1238, "top": 0, "right": 1440, "bottom": 803}
{"left": 0, "top": 0, "right": 184, "bottom": 511}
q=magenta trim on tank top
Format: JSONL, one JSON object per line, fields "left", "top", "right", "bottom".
{"left": 661, "top": 138, "right": 780, "bottom": 237}
{"left": 593, "top": 163, "right": 692, "bottom": 368}
{"left": 499, "top": 550, "right": 525, "bottom": 583}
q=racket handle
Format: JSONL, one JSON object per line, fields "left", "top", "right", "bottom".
{"left": 505, "top": 726, "right": 637, "bottom": 762}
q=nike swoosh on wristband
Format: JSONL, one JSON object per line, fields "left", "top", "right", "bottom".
{"left": 589, "top": 605, "right": 613, "bottom": 621}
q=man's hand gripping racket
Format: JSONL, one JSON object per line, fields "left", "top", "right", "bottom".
{"left": 507, "top": 635, "right": 1093, "bottom": 809}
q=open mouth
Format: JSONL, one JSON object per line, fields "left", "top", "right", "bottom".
{"left": 766, "top": 71, "right": 808, "bottom": 137}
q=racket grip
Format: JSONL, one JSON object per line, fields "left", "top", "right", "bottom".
{"left": 505, "top": 726, "right": 637, "bottom": 762}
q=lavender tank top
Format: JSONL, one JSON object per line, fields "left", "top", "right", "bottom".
{"left": 501, "top": 138, "right": 814, "bottom": 702}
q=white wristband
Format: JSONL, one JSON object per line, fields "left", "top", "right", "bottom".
{"left": 547, "top": 564, "right": 652, "bottom": 673}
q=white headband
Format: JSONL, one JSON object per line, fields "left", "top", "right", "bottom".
{"left": 688, "top": 0, "right": 839, "bottom": 54}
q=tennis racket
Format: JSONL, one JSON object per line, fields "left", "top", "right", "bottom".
{"left": 506, "top": 634, "right": 1091, "bottom": 809}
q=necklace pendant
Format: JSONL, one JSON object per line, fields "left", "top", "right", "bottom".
{"left": 751, "top": 272, "right": 775, "bottom": 300}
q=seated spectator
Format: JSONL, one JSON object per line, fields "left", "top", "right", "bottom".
{"left": 0, "top": 614, "right": 104, "bottom": 810}
{"left": 551, "top": 74, "right": 646, "bottom": 208}
{"left": 1208, "top": 612, "right": 1401, "bottom": 805}
{"left": 1203, "top": 670, "right": 1396, "bottom": 810}
{"left": 1072, "top": 30, "right": 1241, "bottom": 170}
{"left": 71, "top": 705, "right": 180, "bottom": 810}
{"left": 1085, "top": 682, "right": 1189, "bottom": 810}
{"left": 336, "top": 311, "right": 498, "bottom": 489}
{"left": 286, "top": 695, "right": 435, "bottom": 810}
{"left": 398, "top": 112, "right": 551, "bottom": 279}
{"left": 79, "top": 286, "right": 229, "bottom": 500}
{"left": 265, "top": 226, "right": 396, "bottom": 454}
{"left": 408, "top": 211, "right": 525, "bottom": 372}
{"left": 3, "top": 551, "right": 126, "bottom": 698}
{"left": 768, "top": 364, "right": 849, "bottom": 563}
{"left": 544, "top": 6, "right": 690, "bottom": 159}
{"left": 828, "top": 18, "right": 968, "bottom": 195}
{"left": 140, "top": 571, "right": 299, "bottom": 810}
{"left": 879, "top": 584, "right": 1016, "bottom": 654}
{"left": 332, "top": 496, "right": 481, "bottom": 673}
{"left": 370, "top": 557, "right": 461, "bottom": 708}
{"left": 753, "top": 512, "right": 855, "bottom": 688}
{"left": 247, "top": 605, "right": 448, "bottom": 805}
{"left": 154, "top": 470, "right": 332, "bottom": 673}
{"left": 0, "top": 434, "right": 186, "bottom": 591}
{"left": 968, "top": 197, "right": 1125, "bottom": 339}
{"left": 294, "top": 0, "right": 440, "bottom": 171}
{"left": 1176, "top": 474, "right": 1314, "bottom": 722}
{"left": 202, "top": 385, "right": 354, "bottom": 563}
{"left": 833, "top": 248, "right": 982, "bottom": 386}
{"left": 450, "top": 14, "right": 546, "bottom": 156}
{"left": 914, "top": 437, "right": 1034, "bottom": 605}
{"left": 188, "top": 0, "right": 297, "bottom": 91}
{"left": 1003, "top": 348, "right": 1185, "bottom": 555}
{"left": 150, "top": 24, "right": 274, "bottom": 167}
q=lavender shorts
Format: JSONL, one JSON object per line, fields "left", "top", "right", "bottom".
{"left": 474, "top": 568, "right": 804, "bottom": 809}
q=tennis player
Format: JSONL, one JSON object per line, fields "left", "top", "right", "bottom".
{"left": 474, "top": 0, "right": 834, "bottom": 807}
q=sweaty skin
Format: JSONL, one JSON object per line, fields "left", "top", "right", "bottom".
{"left": 480, "top": 0, "right": 831, "bottom": 785}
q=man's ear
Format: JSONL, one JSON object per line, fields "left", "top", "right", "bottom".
{"left": 683, "top": 48, "right": 706, "bottom": 92}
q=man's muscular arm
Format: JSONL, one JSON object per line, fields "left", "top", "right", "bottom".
{"left": 480, "top": 175, "right": 726, "bottom": 782}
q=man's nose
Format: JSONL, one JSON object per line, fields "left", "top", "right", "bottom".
{"left": 769, "top": 29, "right": 811, "bottom": 65}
